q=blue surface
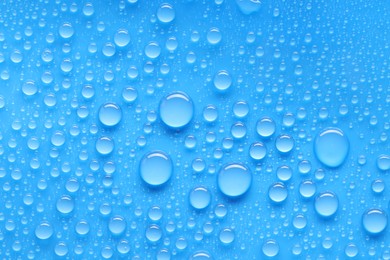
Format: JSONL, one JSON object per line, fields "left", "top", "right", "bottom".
{"left": 0, "top": 0, "right": 389, "bottom": 259}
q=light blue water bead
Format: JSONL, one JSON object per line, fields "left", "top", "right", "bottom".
{"left": 159, "top": 92, "right": 194, "bottom": 129}
{"left": 314, "top": 128, "right": 349, "bottom": 168}
{"left": 139, "top": 151, "right": 173, "bottom": 187}
{"left": 218, "top": 163, "right": 252, "bottom": 198}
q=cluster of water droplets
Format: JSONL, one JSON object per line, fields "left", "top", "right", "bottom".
{"left": 0, "top": 0, "right": 389, "bottom": 259}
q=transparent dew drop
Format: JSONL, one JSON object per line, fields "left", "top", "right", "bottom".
{"left": 157, "top": 3, "right": 175, "bottom": 23}
{"left": 232, "top": 100, "right": 249, "bottom": 118}
{"left": 345, "top": 243, "right": 359, "bottom": 258}
{"left": 122, "top": 87, "right": 138, "bottom": 103}
{"left": 256, "top": 117, "right": 275, "bottom": 138}
{"left": 217, "top": 163, "right": 252, "bottom": 198}
{"left": 293, "top": 214, "right": 307, "bottom": 230}
{"left": 299, "top": 180, "right": 316, "bottom": 199}
{"left": 371, "top": 179, "right": 385, "bottom": 194}
{"left": 262, "top": 239, "right": 279, "bottom": 257}
{"left": 362, "top": 208, "right": 388, "bottom": 235}
{"left": 157, "top": 249, "right": 171, "bottom": 260}
{"left": 95, "top": 136, "right": 114, "bottom": 155}
{"left": 213, "top": 70, "right": 232, "bottom": 91}
{"left": 190, "top": 251, "right": 212, "bottom": 259}
{"left": 236, "top": 0, "right": 261, "bottom": 15}
{"left": 59, "top": 22, "right": 74, "bottom": 39}
{"left": 114, "top": 29, "right": 130, "bottom": 47}
{"left": 314, "top": 128, "right": 349, "bottom": 168}
{"left": 159, "top": 91, "right": 194, "bottom": 129}
{"left": 314, "top": 191, "right": 339, "bottom": 218}
{"left": 148, "top": 206, "right": 163, "bottom": 221}
{"left": 249, "top": 142, "right": 267, "bottom": 160}
{"left": 268, "top": 182, "right": 288, "bottom": 203}
{"left": 35, "top": 221, "right": 53, "bottom": 240}
{"left": 219, "top": 228, "right": 235, "bottom": 245}
{"left": 207, "top": 27, "right": 222, "bottom": 45}
{"left": 275, "top": 134, "right": 294, "bottom": 154}
{"left": 75, "top": 220, "right": 90, "bottom": 236}
{"left": 117, "top": 239, "right": 130, "bottom": 255}
{"left": 276, "top": 165, "right": 292, "bottom": 182}
{"left": 54, "top": 242, "right": 68, "bottom": 257}
{"left": 56, "top": 195, "right": 74, "bottom": 214}
{"left": 231, "top": 122, "right": 247, "bottom": 139}
{"left": 145, "top": 41, "right": 161, "bottom": 59}
{"left": 203, "top": 105, "right": 218, "bottom": 123}
{"left": 146, "top": 224, "right": 162, "bottom": 243}
{"left": 108, "top": 215, "right": 127, "bottom": 236}
{"left": 22, "top": 80, "right": 38, "bottom": 96}
{"left": 139, "top": 151, "right": 173, "bottom": 186}
{"left": 377, "top": 155, "right": 390, "bottom": 171}
{"left": 98, "top": 103, "right": 122, "bottom": 127}
{"left": 189, "top": 186, "right": 211, "bottom": 210}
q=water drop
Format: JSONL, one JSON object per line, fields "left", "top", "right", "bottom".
{"left": 218, "top": 163, "right": 252, "bottom": 198}
{"left": 98, "top": 103, "right": 122, "bottom": 127}
{"left": 139, "top": 151, "right": 173, "bottom": 187}
{"left": 362, "top": 209, "right": 387, "bottom": 235}
{"left": 345, "top": 243, "right": 358, "bottom": 258}
{"left": 236, "top": 0, "right": 261, "bottom": 15}
{"left": 148, "top": 206, "right": 163, "bottom": 221}
{"left": 293, "top": 214, "right": 307, "bottom": 230}
{"left": 117, "top": 239, "right": 130, "bottom": 255}
{"left": 159, "top": 92, "right": 194, "bottom": 129}
{"left": 157, "top": 3, "right": 175, "bottom": 23}
{"left": 114, "top": 29, "right": 130, "bottom": 47}
{"left": 56, "top": 195, "right": 74, "bottom": 214}
{"left": 232, "top": 100, "right": 249, "bottom": 118}
{"left": 249, "top": 142, "right": 267, "bottom": 160}
{"left": 35, "top": 221, "right": 53, "bottom": 240}
{"left": 219, "top": 228, "right": 234, "bottom": 245}
{"left": 377, "top": 155, "right": 390, "bottom": 171}
{"left": 268, "top": 182, "right": 288, "bottom": 203}
{"left": 145, "top": 41, "right": 161, "bottom": 59}
{"left": 314, "top": 128, "right": 349, "bottom": 168}
{"left": 372, "top": 179, "right": 385, "bottom": 194}
{"left": 190, "top": 251, "right": 212, "bottom": 259}
{"left": 22, "top": 80, "right": 37, "bottom": 96}
{"left": 231, "top": 122, "right": 247, "bottom": 139}
{"left": 189, "top": 187, "right": 211, "bottom": 210}
{"left": 314, "top": 192, "right": 339, "bottom": 218}
{"left": 262, "top": 239, "right": 279, "bottom": 257}
{"left": 75, "top": 220, "right": 90, "bottom": 236}
{"left": 207, "top": 27, "right": 222, "bottom": 45}
{"left": 122, "top": 87, "right": 138, "bottom": 103}
{"left": 51, "top": 131, "right": 65, "bottom": 147}
{"left": 275, "top": 134, "right": 294, "bottom": 154}
{"left": 203, "top": 105, "right": 218, "bottom": 123}
{"left": 146, "top": 224, "right": 162, "bottom": 243}
{"left": 59, "top": 22, "right": 74, "bottom": 39}
{"left": 108, "top": 215, "right": 126, "bottom": 236}
{"left": 276, "top": 165, "right": 292, "bottom": 182}
{"left": 299, "top": 180, "right": 316, "bottom": 198}
{"left": 96, "top": 136, "right": 114, "bottom": 155}
{"left": 213, "top": 70, "right": 232, "bottom": 92}
{"left": 256, "top": 117, "right": 275, "bottom": 138}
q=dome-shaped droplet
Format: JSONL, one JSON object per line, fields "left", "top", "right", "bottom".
{"left": 362, "top": 209, "right": 387, "bottom": 235}
{"left": 114, "top": 29, "right": 130, "bottom": 47}
{"left": 145, "top": 41, "right": 161, "bottom": 59}
{"left": 249, "top": 142, "right": 267, "bottom": 160}
{"left": 59, "top": 22, "right": 74, "bottom": 39}
{"left": 35, "top": 221, "right": 53, "bottom": 240}
{"left": 213, "top": 70, "right": 232, "bottom": 92}
{"left": 98, "top": 103, "right": 122, "bottom": 127}
{"left": 218, "top": 163, "right": 252, "bottom": 198}
{"left": 190, "top": 251, "right": 212, "bottom": 260}
{"left": 203, "top": 105, "right": 218, "bottom": 123}
{"left": 22, "top": 80, "right": 38, "bottom": 96}
{"left": 207, "top": 27, "right": 222, "bottom": 45}
{"left": 108, "top": 215, "right": 126, "bottom": 236}
{"left": 268, "top": 182, "right": 288, "bottom": 203}
{"left": 314, "top": 128, "right": 349, "bottom": 168}
{"left": 377, "top": 155, "right": 390, "bottom": 171}
{"left": 75, "top": 220, "right": 90, "bottom": 236}
{"left": 276, "top": 165, "right": 292, "bottom": 182}
{"left": 314, "top": 192, "right": 339, "bottom": 218}
{"left": 262, "top": 239, "right": 279, "bottom": 257}
{"left": 293, "top": 214, "right": 307, "bottom": 230}
{"left": 256, "top": 117, "right": 275, "bottom": 138}
{"left": 157, "top": 3, "right": 175, "bottom": 23}
{"left": 139, "top": 151, "right": 173, "bottom": 187}
{"left": 275, "top": 134, "right": 294, "bottom": 154}
{"left": 96, "top": 136, "right": 114, "bottom": 155}
{"left": 56, "top": 195, "right": 74, "bottom": 214}
{"left": 219, "top": 228, "right": 234, "bottom": 245}
{"left": 159, "top": 92, "right": 194, "bottom": 129}
{"left": 299, "top": 180, "right": 316, "bottom": 198}
{"left": 189, "top": 187, "right": 211, "bottom": 210}
{"left": 146, "top": 224, "right": 162, "bottom": 243}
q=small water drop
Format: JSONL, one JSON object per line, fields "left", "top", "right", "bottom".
{"left": 189, "top": 187, "right": 211, "bottom": 210}
{"left": 59, "top": 22, "right": 74, "bottom": 39}
{"left": 96, "top": 136, "right": 114, "bottom": 155}
{"left": 268, "top": 182, "right": 288, "bottom": 203}
{"left": 256, "top": 117, "right": 276, "bottom": 138}
{"left": 139, "top": 151, "right": 173, "bottom": 187}
{"left": 362, "top": 208, "right": 387, "bottom": 235}
{"left": 314, "top": 191, "right": 339, "bottom": 218}
{"left": 35, "top": 221, "right": 53, "bottom": 240}
{"left": 213, "top": 70, "right": 232, "bottom": 92}
{"left": 108, "top": 215, "right": 127, "bottom": 236}
{"left": 314, "top": 128, "right": 349, "bottom": 168}
{"left": 218, "top": 163, "right": 252, "bottom": 198}
{"left": 56, "top": 195, "right": 74, "bottom": 214}
{"left": 159, "top": 92, "right": 194, "bottom": 129}
{"left": 249, "top": 142, "right": 267, "bottom": 160}
{"left": 98, "top": 103, "right": 122, "bottom": 127}
{"left": 157, "top": 3, "right": 175, "bottom": 23}
{"left": 275, "top": 134, "right": 294, "bottom": 154}
{"left": 262, "top": 239, "right": 279, "bottom": 257}
{"left": 114, "top": 29, "right": 130, "bottom": 47}
{"left": 146, "top": 224, "right": 162, "bottom": 243}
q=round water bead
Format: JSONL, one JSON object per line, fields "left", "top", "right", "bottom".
{"left": 159, "top": 92, "right": 194, "bottom": 129}
{"left": 139, "top": 151, "right": 173, "bottom": 187}
{"left": 218, "top": 163, "right": 252, "bottom": 198}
